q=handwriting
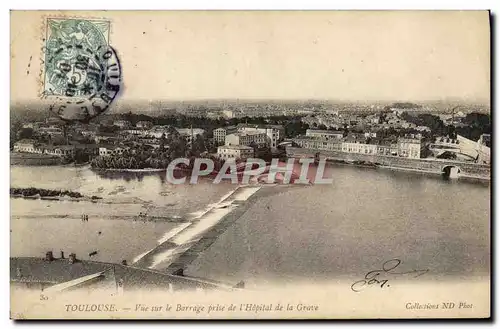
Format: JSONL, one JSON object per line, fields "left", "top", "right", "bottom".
{"left": 351, "top": 259, "right": 429, "bottom": 292}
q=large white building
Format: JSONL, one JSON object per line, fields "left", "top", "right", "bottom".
{"left": 13, "top": 139, "right": 76, "bottom": 157}
{"left": 213, "top": 128, "right": 227, "bottom": 145}
{"left": 341, "top": 138, "right": 378, "bottom": 155}
{"left": 98, "top": 145, "right": 129, "bottom": 156}
{"left": 213, "top": 127, "right": 237, "bottom": 145}
{"left": 13, "top": 139, "right": 38, "bottom": 153}
{"left": 293, "top": 138, "right": 342, "bottom": 151}
{"left": 397, "top": 137, "right": 423, "bottom": 159}
{"left": 217, "top": 145, "right": 254, "bottom": 160}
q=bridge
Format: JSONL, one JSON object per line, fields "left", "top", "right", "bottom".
{"left": 286, "top": 147, "right": 490, "bottom": 180}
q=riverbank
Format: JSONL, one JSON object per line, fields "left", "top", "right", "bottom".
{"left": 286, "top": 147, "right": 490, "bottom": 181}
{"left": 91, "top": 167, "right": 167, "bottom": 173}
{"left": 376, "top": 164, "right": 491, "bottom": 181}
{"left": 10, "top": 213, "right": 189, "bottom": 223}
{"left": 10, "top": 152, "right": 63, "bottom": 166}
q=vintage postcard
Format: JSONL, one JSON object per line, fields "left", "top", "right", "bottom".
{"left": 9, "top": 10, "right": 491, "bottom": 319}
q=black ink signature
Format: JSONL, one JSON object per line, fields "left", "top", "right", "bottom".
{"left": 351, "top": 259, "right": 429, "bottom": 292}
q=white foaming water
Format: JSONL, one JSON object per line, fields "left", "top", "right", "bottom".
{"left": 146, "top": 186, "right": 262, "bottom": 269}
{"left": 131, "top": 187, "right": 243, "bottom": 266}
{"left": 150, "top": 244, "right": 191, "bottom": 269}
{"left": 185, "top": 187, "right": 240, "bottom": 220}
{"left": 171, "top": 206, "right": 234, "bottom": 245}
{"left": 131, "top": 249, "right": 152, "bottom": 264}
{"left": 157, "top": 222, "right": 192, "bottom": 244}
{"left": 232, "top": 187, "right": 261, "bottom": 201}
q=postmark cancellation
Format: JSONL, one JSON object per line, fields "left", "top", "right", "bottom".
{"left": 41, "top": 17, "right": 121, "bottom": 123}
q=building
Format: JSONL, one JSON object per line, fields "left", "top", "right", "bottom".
{"left": 477, "top": 134, "right": 491, "bottom": 165}
{"left": 113, "top": 120, "right": 132, "bottom": 129}
{"left": 206, "top": 111, "right": 222, "bottom": 119}
{"left": 217, "top": 145, "right": 254, "bottom": 160}
{"left": 38, "top": 127, "right": 64, "bottom": 138}
{"left": 11, "top": 255, "right": 231, "bottom": 294}
{"left": 225, "top": 131, "right": 267, "bottom": 147}
{"left": 293, "top": 137, "right": 342, "bottom": 151}
{"left": 94, "top": 133, "right": 119, "bottom": 144}
{"left": 148, "top": 125, "right": 171, "bottom": 138}
{"left": 13, "top": 139, "right": 37, "bottom": 153}
{"left": 341, "top": 136, "right": 378, "bottom": 155}
{"left": 237, "top": 124, "right": 285, "bottom": 150}
{"left": 176, "top": 128, "right": 205, "bottom": 145}
{"left": 121, "top": 128, "right": 149, "bottom": 137}
{"left": 213, "top": 127, "right": 237, "bottom": 145}
{"left": 397, "top": 137, "right": 422, "bottom": 159}
{"left": 136, "top": 121, "right": 153, "bottom": 129}
{"left": 375, "top": 140, "right": 399, "bottom": 156}
{"left": 213, "top": 128, "right": 227, "bottom": 145}
{"left": 305, "top": 129, "right": 344, "bottom": 140}
{"left": 478, "top": 134, "right": 491, "bottom": 148}
{"left": 415, "top": 126, "right": 431, "bottom": 132}
{"left": 98, "top": 145, "right": 129, "bottom": 157}
{"left": 74, "top": 144, "right": 100, "bottom": 157}
{"left": 44, "top": 145, "right": 76, "bottom": 157}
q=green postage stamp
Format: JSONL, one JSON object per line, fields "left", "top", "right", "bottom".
{"left": 42, "top": 18, "right": 121, "bottom": 123}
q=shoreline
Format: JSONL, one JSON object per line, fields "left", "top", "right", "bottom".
{"left": 10, "top": 194, "right": 102, "bottom": 203}
{"left": 91, "top": 167, "right": 167, "bottom": 173}
{"left": 11, "top": 214, "right": 189, "bottom": 223}
{"left": 321, "top": 159, "right": 490, "bottom": 181}
{"left": 375, "top": 164, "right": 491, "bottom": 181}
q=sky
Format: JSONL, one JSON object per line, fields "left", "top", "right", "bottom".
{"left": 11, "top": 10, "right": 490, "bottom": 104}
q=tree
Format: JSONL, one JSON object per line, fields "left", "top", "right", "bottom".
{"left": 17, "top": 127, "right": 34, "bottom": 140}
{"left": 192, "top": 134, "right": 208, "bottom": 155}
{"left": 160, "top": 133, "right": 167, "bottom": 151}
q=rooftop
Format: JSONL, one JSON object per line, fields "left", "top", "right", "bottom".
{"left": 306, "top": 129, "right": 343, "bottom": 135}
{"left": 10, "top": 257, "right": 230, "bottom": 292}
{"left": 218, "top": 145, "right": 254, "bottom": 150}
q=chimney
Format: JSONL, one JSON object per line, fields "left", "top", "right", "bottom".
{"left": 69, "top": 253, "right": 77, "bottom": 264}
{"left": 60, "top": 251, "right": 65, "bottom": 259}
{"left": 45, "top": 251, "right": 54, "bottom": 262}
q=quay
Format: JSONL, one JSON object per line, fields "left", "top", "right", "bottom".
{"left": 286, "top": 147, "right": 490, "bottom": 180}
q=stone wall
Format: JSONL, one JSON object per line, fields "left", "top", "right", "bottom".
{"left": 10, "top": 152, "right": 63, "bottom": 166}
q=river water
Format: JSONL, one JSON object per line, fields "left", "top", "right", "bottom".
{"left": 10, "top": 165, "right": 236, "bottom": 264}
{"left": 185, "top": 164, "right": 490, "bottom": 287}
{"left": 10, "top": 164, "right": 490, "bottom": 288}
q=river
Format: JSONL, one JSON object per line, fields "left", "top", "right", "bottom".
{"left": 185, "top": 164, "right": 491, "bottom": 288}
{"left": 10, "top": 164, "right": 490, "bottom": 289}
{"left": 10, "top": 165, "right": 236, "bottom": 264}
